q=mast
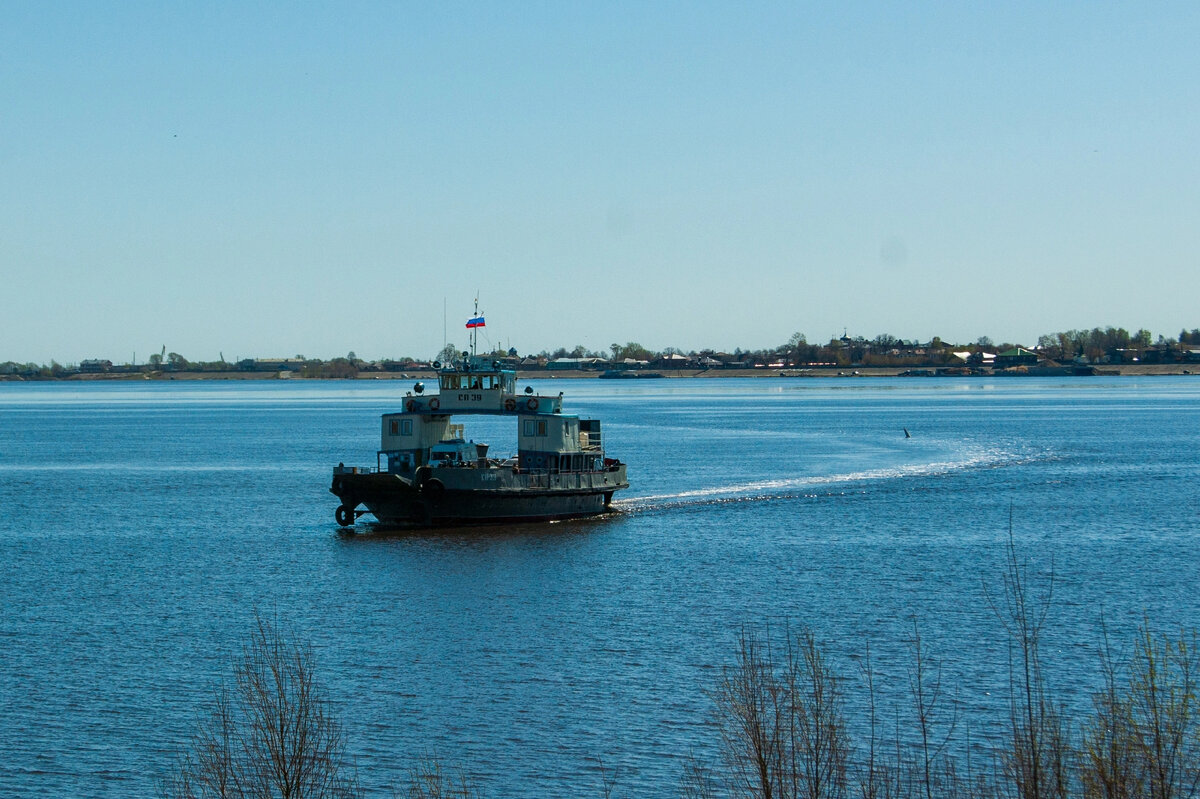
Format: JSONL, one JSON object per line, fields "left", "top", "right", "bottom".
{"left": 463, "top": 298, "right": 485, "bottom": 362}
{"left": 471, "top": 297, "right": 479, "bottom": 357}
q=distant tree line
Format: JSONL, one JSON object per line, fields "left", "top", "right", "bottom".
{"left": 6, "top": 326, "right": 1199, "bottom": 379}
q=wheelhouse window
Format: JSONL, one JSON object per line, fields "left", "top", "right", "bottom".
{"left": 523, "top": 419, "right": 548, "bottom": 437}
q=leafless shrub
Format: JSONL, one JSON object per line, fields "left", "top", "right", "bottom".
{"left": 1079, "top": 620, "right": 1141, "bottom": 799}
{"left": 681, "top": 752, "right": 721, "bottom": 799}
{"left": 905, "top": 622, "right": 964, "bottom": 799}
{"left": 985, "top": 524, "right": 1071, "bottom": 799}
{"left": 161, "top": 611, "right": 361, "bottom": 799}
{"left": 855, "top": 643, "right": 888, "bottom": 799}
{"left": 1127, "top": 623, "right": 1200, "bottom": 799}
{"left": 402, "top": 755, "right": 479, "bottom": 799}
{"left": 710, "top": 624, "right": 850, "bottom": 799}
{"left": 1078, "top": 619, "right": 1200, "bottom": 799}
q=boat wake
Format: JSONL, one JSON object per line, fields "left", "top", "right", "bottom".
{"left": 612, "top": 447, "right": 1035, "bottom": 514}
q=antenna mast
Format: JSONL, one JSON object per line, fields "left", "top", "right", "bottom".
{"left": 471, "top": 297, "right": 479, "bottom": 357}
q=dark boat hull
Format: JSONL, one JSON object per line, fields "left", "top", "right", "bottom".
{"left": 330, "top": 467, "right": 628, "bottom": 527}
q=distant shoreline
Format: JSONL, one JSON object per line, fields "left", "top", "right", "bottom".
{"left": 4, "top": 363, "right": 1196, "bottom": 382}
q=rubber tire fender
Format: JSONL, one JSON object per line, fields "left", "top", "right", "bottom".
{"left": 335, "top": 505, "right": 354, "bottom": 527}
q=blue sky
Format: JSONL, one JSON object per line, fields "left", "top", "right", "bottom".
{"left": 3, "top": 2, "right": 1198, "bottom": 363}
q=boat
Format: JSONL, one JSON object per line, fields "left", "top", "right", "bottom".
{"left": 598, "top": 369, "right": 664, "bottom": 379}
{"left": 330, "top": 328, "right": 629, "bottom": 527}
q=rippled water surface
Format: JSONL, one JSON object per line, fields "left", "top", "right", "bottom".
{"left": 2, "top": 377, "right": 1199, "bottom": 796}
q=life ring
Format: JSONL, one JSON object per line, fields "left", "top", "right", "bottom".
{"left": 526, "top": 397, "right": 539, "bottom": 411}
{"left": 335, "top": 505, "right": 354, "bottom": 526}
{"left": 429, "top": 397, "right": 440, "bottom": 411}
{"left": 504, "top": 398, "right": 517, "bottom": 412}
{"left": 432, "top": 360, "right": 442, "bottom": 369}
{"left": 405, "top": 399, "right": 416, "bottom": 412}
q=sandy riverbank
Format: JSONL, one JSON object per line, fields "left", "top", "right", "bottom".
{"left": 519, "top": 364, "right": 1196, "bottom": 379}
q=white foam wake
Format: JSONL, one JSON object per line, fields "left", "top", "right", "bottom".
{"left": 617, "top": 447, "right": 1025, "bottom": 507}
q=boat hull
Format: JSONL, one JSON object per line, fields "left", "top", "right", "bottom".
{"left": 331, "top": 466, "right": 628, "bottom": 527}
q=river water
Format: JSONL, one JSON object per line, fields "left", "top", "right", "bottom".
{"left": 1, "top": 377, "right": 1198, "bottom": 796}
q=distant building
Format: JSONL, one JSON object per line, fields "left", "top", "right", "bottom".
{"left": 79, "top": 359, "right": 113, "bottom": 373}
{"left": 995, "top": 347, "right": 1038, "bottom": 368}
{"left": 547, "top": 357, "right": 606, "bottom": 371}
{"left": 653, "top": 353, "right": 693, "bottom": 368}
{"left": 1139, "top": 346, "right": 1176, "bottom": 364}
{"left": 240, "top": 358, "right": 309, "bottom": 372}
{"left": 960, "top": 351, "right": 996, "bottom": 367}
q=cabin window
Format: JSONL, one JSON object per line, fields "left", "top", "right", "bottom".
{"left": 390, "top": 420, "right": 398, "bottom": 435}
{"left": 524, "top": 420, "right": 534, "bottom": 437}
{"left": 523, "top": 419, "right": 548, "bottom": 437}
{"left": 401, "top": 419, "right": 413, "bottom": 436}
{"left": 537, "top": 420, "right": 547, "bottom": 436}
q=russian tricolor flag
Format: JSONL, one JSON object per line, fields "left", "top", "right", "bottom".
{"left": 466, "top": 315, "right": 486, "bottom": 329}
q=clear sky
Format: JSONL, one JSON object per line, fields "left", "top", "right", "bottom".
{"left": 3, "top": 2, "right": 1198, "bottom": 364}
